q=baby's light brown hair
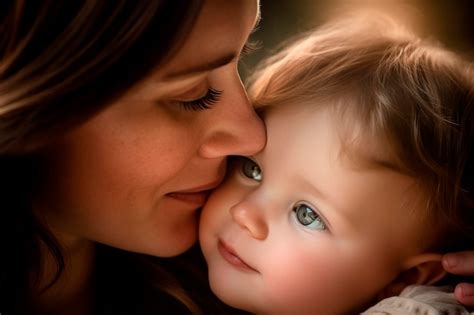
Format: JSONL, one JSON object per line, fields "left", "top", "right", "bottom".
{"left": 248, "top": 15, "right": 474, "bottom": 257}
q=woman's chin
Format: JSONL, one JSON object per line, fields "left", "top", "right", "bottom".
{"left": 152, "top": 224, "right": 199, "bottom": 257}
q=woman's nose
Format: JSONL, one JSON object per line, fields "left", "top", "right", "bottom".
{"left": 230, "top": 200, "right": 268, "bottom": 240}
{"left": 198, "top": 83, "right": 266, "bottom": 158}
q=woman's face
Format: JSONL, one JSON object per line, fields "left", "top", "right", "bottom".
{"left": 34, "top": 0, "right": 264, "bottom": 257}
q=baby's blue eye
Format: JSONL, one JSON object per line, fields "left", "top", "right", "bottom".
{"left": 293, "top": 204, "right": 326, "bottom": 230}
{"left": 241, "top": 158, "right": 262, "bottom": 182}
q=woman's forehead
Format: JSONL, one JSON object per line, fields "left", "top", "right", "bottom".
{"left": 156, "top": 0, "right": 259, "bottom": 82}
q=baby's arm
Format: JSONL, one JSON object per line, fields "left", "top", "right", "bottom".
{"left": 443, "top": 251, "right": 474, "bottom": 307}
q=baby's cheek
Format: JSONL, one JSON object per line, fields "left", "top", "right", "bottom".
{"left": 199, "top": 186, "right": 234, "bottom": 239}
{"left": 267, "top": 270, "right": 319, "bottom": 309}
{"left": 260, "top": 244, "right": 347, "bottom": 313}
{"left": 201, "top": 189, "right": 229, "bottom": 221}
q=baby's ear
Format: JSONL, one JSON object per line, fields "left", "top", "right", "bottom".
{"left": 377, "top": 253, "right": 446, "bottom": 300}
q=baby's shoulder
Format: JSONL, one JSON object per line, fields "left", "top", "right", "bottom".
{"left": 361, "top": 285, "right": 473, "bottom": 315}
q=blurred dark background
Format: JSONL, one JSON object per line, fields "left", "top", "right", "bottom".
{"left": 240, "top": 0, "right": 474, "bottom": 80}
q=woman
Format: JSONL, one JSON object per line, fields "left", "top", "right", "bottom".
{"left": 1, "top": 1, "right": 264, "bottom": 314}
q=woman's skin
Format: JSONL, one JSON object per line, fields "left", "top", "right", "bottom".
{"left": 32, "top": 0, "right": 264, "bottom": 313}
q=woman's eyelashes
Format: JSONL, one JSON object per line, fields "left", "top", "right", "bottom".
{"left": 293, "top": 203, "right": 327, "bottom": 231}
{"left": 172, "top": 42, "right": 260, "bottom": 112}
{"left": 179, "top": 87, "right": 222, "bottom": 111}
{"left": 240, "top": 157, "right": 262, "bottom": 182}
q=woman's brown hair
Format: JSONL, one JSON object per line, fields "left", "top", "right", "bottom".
{"left": 0, "top": 1, "right": 218, "bottom": 313}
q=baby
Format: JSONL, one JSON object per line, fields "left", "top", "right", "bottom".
{"left": 199, "top": 16, "right": 474, "bottom": 314}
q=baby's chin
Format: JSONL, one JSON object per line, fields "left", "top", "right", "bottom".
{"left": 209, "top": 285, "right": 350, "bottom": 315}
{"left": 207, "top": 276, "right": 262, "bottom": 313}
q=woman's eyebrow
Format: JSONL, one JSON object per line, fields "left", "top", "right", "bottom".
{"left": 164, "top": 52, "right": 236, "bottom": 79}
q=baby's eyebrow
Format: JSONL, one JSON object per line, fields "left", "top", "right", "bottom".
{"left": 339, "top": 141, "right": 405, "bottom": 175}
{"left": 354, "top": 154, "right": 405, "bottom": 175}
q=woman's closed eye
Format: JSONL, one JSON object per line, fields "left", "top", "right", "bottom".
{"left": 179, "top": 87, "right": 222, "bottom": 111}
{"left": 293, "top": 203, "right": 327, "bottom": 231}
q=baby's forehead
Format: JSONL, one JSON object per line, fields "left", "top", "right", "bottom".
{"left": 260, "top": 98, "right": 402, "bottom": 172}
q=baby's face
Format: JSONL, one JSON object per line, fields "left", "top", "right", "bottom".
{"left": 199, "top": 102, "right": 429, "bottom": 314}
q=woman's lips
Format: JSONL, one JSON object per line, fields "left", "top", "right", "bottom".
{"left": 166, "top": 179, "right": 222, "bottom": 206}
{"left": 166, "top": 190, "right": 210, "bottom": 206}
{"left": 218, "top": 240, "right": 258, "bottom": 273}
